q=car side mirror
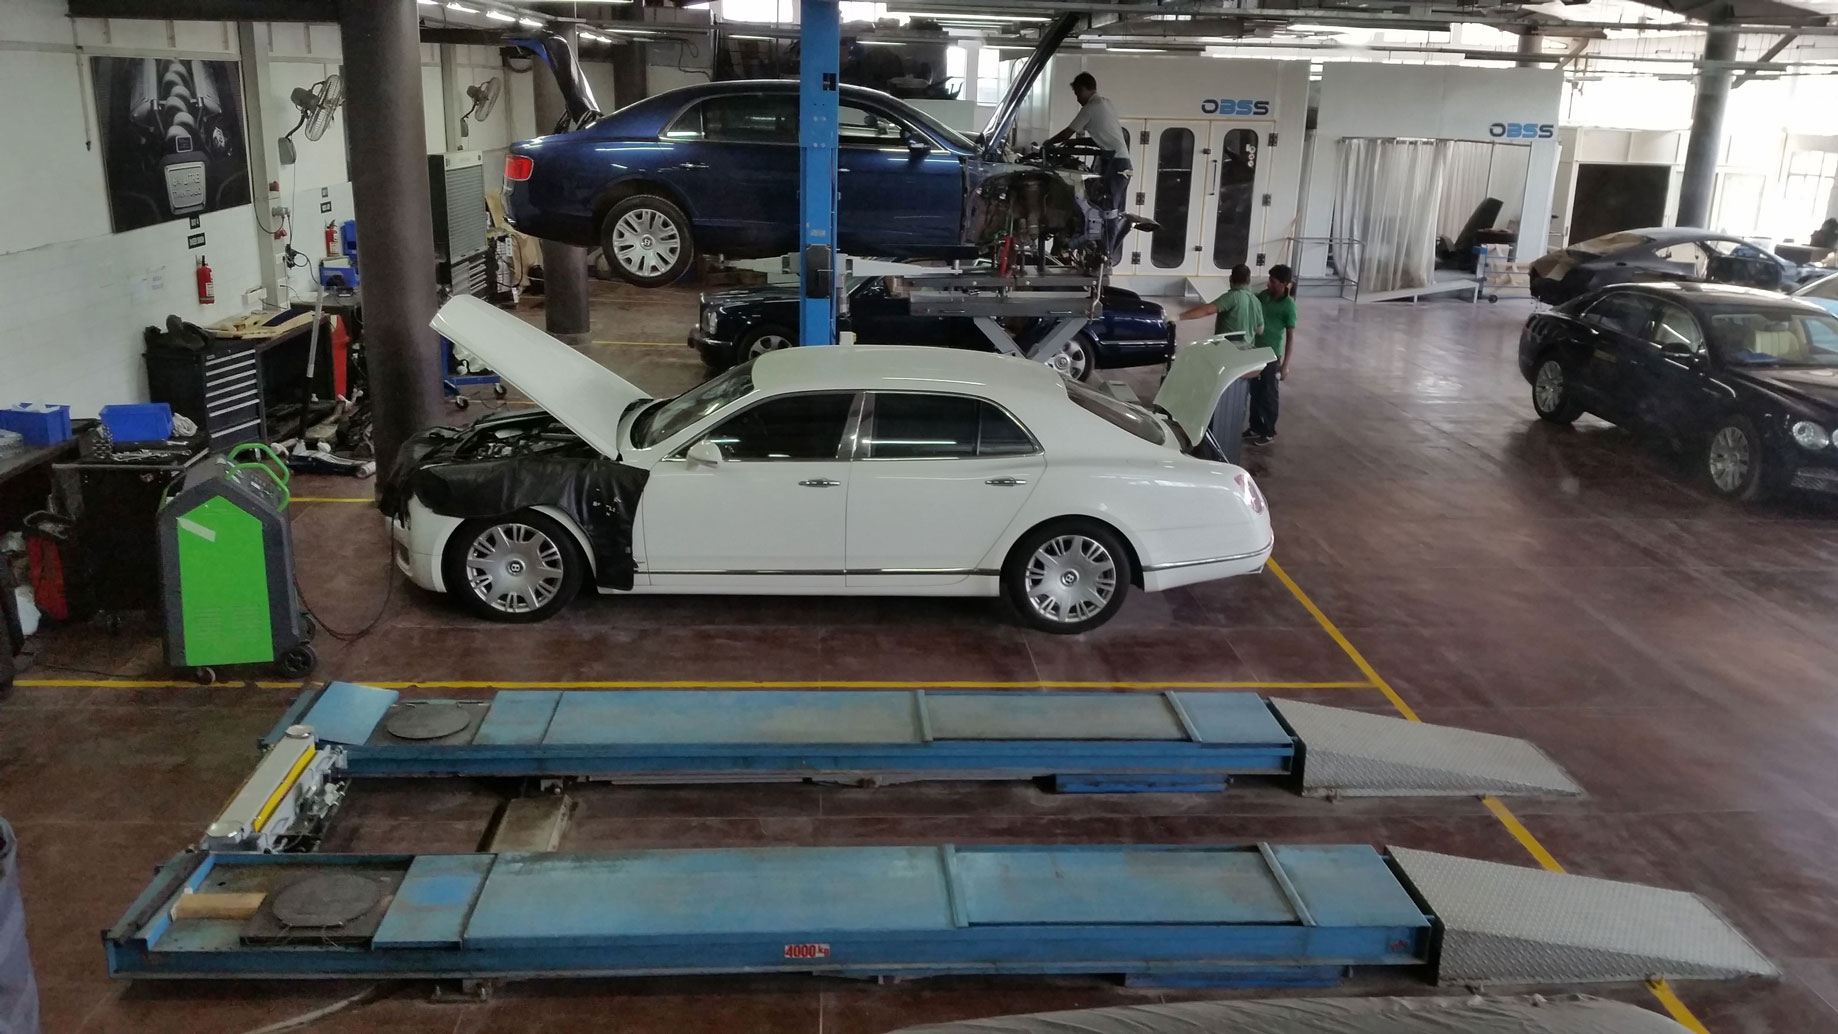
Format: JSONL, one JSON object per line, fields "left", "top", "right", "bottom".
{"left": 686, "top": 440, "right": 725, "bottom": 466}
{"left": 904, "top": 130, "right": 931, "bottom": 154}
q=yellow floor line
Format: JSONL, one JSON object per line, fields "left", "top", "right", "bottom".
{"left": 14, "top": 678, "right": 1379, "bottom": 692}
{"left": 1265, "top": 559, "right": 1713, "bottom": 1033}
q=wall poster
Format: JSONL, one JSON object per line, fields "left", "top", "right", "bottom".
{"left": 91, "top": 56, "right": 252, "bottom": 233}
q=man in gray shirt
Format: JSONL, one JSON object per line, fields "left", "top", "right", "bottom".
{"left": 1046, "top": 72, "right": 1130, "bottom": 264}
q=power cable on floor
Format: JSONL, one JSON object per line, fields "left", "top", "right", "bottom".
{"left": 230, "top": 983, "right": 391, "bottom": 1034}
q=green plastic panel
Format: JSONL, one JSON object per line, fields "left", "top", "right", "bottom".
{"left": 175, "top": 496, "right": 272, "bottom": 665}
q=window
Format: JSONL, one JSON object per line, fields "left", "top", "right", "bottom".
{"left": 1649, "top": 303, "right": 1704, "bottom": 354}
{"left": 637, "top": 365, "right": 755, "bottom": 448}
{"left": 1580, "top": 292, "right": 1653, "bottom": 338}
{"left": 1212, "top": 129, "right": 1258, "bottom": 268}
{"left": 866, "top": 394, "right": 1036, "bottom": 458}
{"left": 839, "top": 102, "right": 909, "bottom": 144}
{"left": 1782, "top": 151, "right": 1838, "bottom": 241}
{"left": 1706, "top": 308, "right": 1838, "bottom": 367}
{"left": 1803, "top": 273, "right": 1838, "bottom": 302}
{"left": 1653, "top": 241, "right": 1711, "bottom": 277}
{"left": 694, "top": 95, "right": 797, "bottom": 144}
{"left": 1150, "top": 128, "right": 1194, "bottom": 269}
{"left": 705, "top": 392, "right": 855, "bottom": 460}
{"left": 1064, "top": 379, "right": 1165, "bottom": 446}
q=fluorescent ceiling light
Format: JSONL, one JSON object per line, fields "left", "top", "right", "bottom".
{"left": 1080, "top": 42, "right": 1107, "bottom": 50}
{"left": 886, "top": 11, "right": 1050, "bottom": 22}
{"left": 486, "top": 9, "right": 516, "bottom": 21}
{"left": 417, "top": 0, "right": 438, "bottom": 5}
{"left": 580, "top": 31, "right": 611, "bottom": 42}
{"left": 1108, "top": 47, "right": 1165, "bottom": 53}
{"left": 446, "top": 2, "right": 476, "bottom": 11}
{"left": 518, "top": 15, "right": 542, "bottom": 26}
{"left": 728, "top": 34, "right": 776, "bottom": 40}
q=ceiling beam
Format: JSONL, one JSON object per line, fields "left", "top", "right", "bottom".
{"left": 67, "top": 0, "right": 335, "bottom": 18}
{"left": 1734, "top": 30, "right": 1800, "bottom": 82}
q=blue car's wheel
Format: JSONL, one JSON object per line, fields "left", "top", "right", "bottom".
{"left": 601, "top": 194, "right": 694, "bottom": 288}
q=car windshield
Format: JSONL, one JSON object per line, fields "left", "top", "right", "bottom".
{"left": 1064, "top": 379, "right": 1166, "bottom": 445}
{"left": 1703, "top": 306, "right": 1838, "bottom": 367}
{"left": 1570, "top": 232, "right": 1653, "bottom": 257}
{"left": 1800, "top": 273, "right": 1838, "bottom": 301}
{"left": 634, "top": 363, "right": 756, "bottom": 448}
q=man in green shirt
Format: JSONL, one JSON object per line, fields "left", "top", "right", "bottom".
{"left": 1246, "top": 264, "right": 1298, "bottom": 445}
{"left": 1179, "top": 263, "right": 1263, "bottom": 344}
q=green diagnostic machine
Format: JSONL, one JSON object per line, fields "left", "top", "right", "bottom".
{"left": 157, "top": 443, "right": 315, "bottom": 682}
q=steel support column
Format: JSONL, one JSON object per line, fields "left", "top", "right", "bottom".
{"left": 338, "top": 0, "right": 445, "bottom": 474}
{"left": 1515, "top": 31, "right": 1542, "bottom": 68}
{"left": 799, "top": 0, "right": 841, "bottom": 346}
{"left": 235, "top": 22, "right": 285, "bottom": 309}
{"left": 532, "top": 26, "right": 593, "bottom": 347}
{"left": 1677, "top": 29, "right": 1737, "bottom": 229}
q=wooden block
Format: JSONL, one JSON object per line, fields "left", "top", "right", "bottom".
{"left": 483, "top": 795, "right": 575, "bottom": 853}
{"left": 171, "top": 891, "right": 267, "bottom": 921}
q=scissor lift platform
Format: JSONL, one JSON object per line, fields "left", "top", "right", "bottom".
{"left": 106, "top": 843, "right": 1430, "bottom": 982}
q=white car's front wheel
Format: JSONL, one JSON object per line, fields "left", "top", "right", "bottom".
{"left": 1003, "top": 520, "right": 1132, "bottom": 634}
{"left": 442, "top": 510, "right": 587, "bottom": 622}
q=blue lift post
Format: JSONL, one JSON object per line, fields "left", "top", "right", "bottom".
{"left": 798, "top": 0, "right": 841, "bottom": 346}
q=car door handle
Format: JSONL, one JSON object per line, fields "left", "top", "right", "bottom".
{"left": 798, "top": 478, "right": 841, "bottom": 487}
{"left": 677, "top": 161, "right": 708, "bottom": 170}
{"left": 985, "top": 477, "right": 1028, "bottom": 486}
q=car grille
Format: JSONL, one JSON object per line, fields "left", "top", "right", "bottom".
{"left": 1790, "top": 467, "right": 1838, "bottom": 493}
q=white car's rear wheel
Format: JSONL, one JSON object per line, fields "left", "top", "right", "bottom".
{"left": 442, "top": 510, "right": 586, "bottom": 622}
{"left": 1003, "top": 520, "right": 1132, "bottom": 634}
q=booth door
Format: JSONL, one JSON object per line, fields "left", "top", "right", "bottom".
{"left": 1196, "top": 122, "right": 1269, "bottom": 278}
{"left": 1132, "top": 121, "right": 1207, "bottom": 278}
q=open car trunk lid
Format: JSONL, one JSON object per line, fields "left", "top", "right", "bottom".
{"left": 1152, "top": 335, "right": 1278, "bottom": 450}
{"left": 511, "top": 34, "right": 603, "bottom": 132}
{"left": 429, "top": 296, "right": 646, "bottom": 460}
{"left": 978, "top": 13, "right": 1079, "bottom": 161}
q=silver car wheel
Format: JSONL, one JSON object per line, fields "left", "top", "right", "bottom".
{"left": 1707, "top": 426, "right": 1751, "bottom": 493}
{"left": 1023, "top": 534, "right": 1118, "bottom": 624}
{"left": 1533, "top": 360, "right": 1564, "bottom": 414}
{"left": 465, "top": 522, "right": 566, "bottom": 614}
{"left": 747, "top": 333, "right": 792, "bottom": 359}
{"left": 611, "top": 207, "right": 683, "bottom": 279}
{"left": 1042, "top": 337, "right": 1092, "bottom": 381}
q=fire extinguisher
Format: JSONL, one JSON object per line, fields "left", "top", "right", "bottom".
{"left": 196, "top": 255, "right": 215, "bottom": 305}
{"left": 325, "top": 221, "right": 338, "bottom": 257}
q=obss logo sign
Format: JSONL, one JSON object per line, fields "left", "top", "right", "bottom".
{"left": 1489, "top": 122, "right": 1555, "bottom": 139}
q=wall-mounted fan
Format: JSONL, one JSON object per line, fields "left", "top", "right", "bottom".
{"left": 279, "top": 74, "right": 344, "bottom": 165}
{"left": 460, "top": 76, "right": 502, "bottom": 137}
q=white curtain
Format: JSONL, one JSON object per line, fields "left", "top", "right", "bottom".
{"left": 1331, "top": 138, "right": 1447, "bottom": 295}
{"left": 1438, "top": 141, "right": 1497, "bottom": 240}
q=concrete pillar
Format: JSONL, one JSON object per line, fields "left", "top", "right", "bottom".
{"left": 1515, "top": 31, "right": 1542, "bottom": 68}
{"left": 339, "top": 0, "right": 445, "bottom": 474}
{"left": 1676, "top": 29, "right": 1737, "bottom": 229}
{"left": 532, "top": 26, "right": 593, "bottom": 346}
{"left": 438, "top": 43, "right": 465, "bottom": 152}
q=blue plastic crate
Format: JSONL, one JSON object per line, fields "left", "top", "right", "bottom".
{"left": 0, "top": 404, "right": 71, "bottom": 447}
{"left": 99, "top": 403, "right": 172, "bottom": 442}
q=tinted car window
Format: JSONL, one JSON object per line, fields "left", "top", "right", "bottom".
{"left": 1705, "top": 308, "right": 1838, "bottom": 367}
{"left": 706, "top": 392, "right": 855, "bottom": 460}
{"left": 1580, "top": 292, "right": 1654, "bottom": 337}
{"left": 698, "top": 96, "right": 797, "bottom": 143}
{"left": 867, "top": 394, "right": 1036, "bottom": 458}
{"left": 1649, "top": 303, "right": 1704, "bottom": 353}
{"left": 1799, "top": 274, "right": 1838, "bottom": 301}
{"left": 1064, "top": 379, "right": 1165, "bottom": 446}
{"left": 839, "top": 103, "right": 909, "bottom": 144}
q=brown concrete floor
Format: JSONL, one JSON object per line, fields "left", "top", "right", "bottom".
{"left": 8, "top": 280, "right": 1838, "bottom": 1032}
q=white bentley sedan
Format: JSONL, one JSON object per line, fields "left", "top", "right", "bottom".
{"left": 388, "top": 296, "right": 1273, "bottom": 632}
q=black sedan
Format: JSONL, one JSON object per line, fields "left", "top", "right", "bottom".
{"left": 1520, "top": 282, "right": 1838, "bottom": 499}
{"left": 1528, "top": 228, "right": 1825, "bottom": 305}
{"left": 689, "top": 276, "right": 1176, "bottom": 381}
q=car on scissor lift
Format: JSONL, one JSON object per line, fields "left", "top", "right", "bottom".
{"left": 382, "top": 297, "right": 1273, "bottom": 633}
{"left": 501, "top": 19, "right": 1097, "bottom": 287}
{"left": 690, "top": 275, "right": 1177, "bottom": 381}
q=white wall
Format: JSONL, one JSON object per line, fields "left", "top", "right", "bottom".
{"left": 0, "top": 4, "right": 517, "bottom": 416}
{"left": 1303, "top": 64, "right": 1564, "bottom": 271}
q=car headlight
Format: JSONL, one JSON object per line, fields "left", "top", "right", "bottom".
{"left": 702, "top": 309, "right": 719, "bottom": 335}
{"left": 1792, "top": 420, "right": 1829, "bottom": 450}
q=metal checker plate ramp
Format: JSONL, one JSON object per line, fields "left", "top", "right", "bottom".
{"left": 1272, "top": 700, "right": 1582, "bottom": 797}
{"left": 1388, "top": 847, "right": 1778, "bottom": 985}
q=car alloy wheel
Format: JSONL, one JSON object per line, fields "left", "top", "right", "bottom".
{"left": 1042, "top": 335, "right": 1093, "bottom": 382}
{"left": 611, "top": 206, "right": 683, "bottom": 280}
{"left": 747, "top": 332, "right": 792, "bottom": 360}
{"left": 465, "top": 522, "right": 567, "bottom": 615}
{"left": 1533, "top": 361, "right": 1564, "bottom": 414}
{"left": 1707, "top": 425, "right": 1754, "bottom": 495}
{"left": 1023, "top": 533, "right": 1118, "bottom": 625}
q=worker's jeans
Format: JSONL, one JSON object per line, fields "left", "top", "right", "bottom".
{"left": 1097, "top": 154, "right": 1133, "bottom": 266}
{"left": 1248, "top": 360, "right": 1280, "bottom": 437}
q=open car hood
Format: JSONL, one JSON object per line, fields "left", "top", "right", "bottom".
{"left": 1153, "top": 336, "right": 1278, "bottom": 449}
{"left": 511, "top": 34, "right": 603, "bottom": 132}
{"left": 429, "top": 296, "right": 646, "bottom": 460}
{"left": 978, "top": 13, "right": 1079, "bottom": 161}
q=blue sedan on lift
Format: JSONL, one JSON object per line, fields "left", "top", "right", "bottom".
{"left": 502, "top": 19, "right": 1080, "bottom": 286}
